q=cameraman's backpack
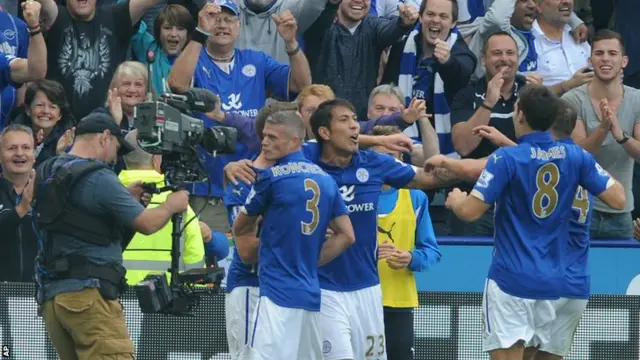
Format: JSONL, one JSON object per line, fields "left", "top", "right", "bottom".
{"left": 34, "top": 157, "right": 114, "bottom": 246}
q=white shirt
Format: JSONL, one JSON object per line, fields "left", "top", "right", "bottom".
{"left": 532, "top": 20, "right": 590, "bottom": 87}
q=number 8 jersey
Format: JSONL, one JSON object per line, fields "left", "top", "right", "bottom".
{"left": 470, "top": 132, "right": 613, "bottom": 300}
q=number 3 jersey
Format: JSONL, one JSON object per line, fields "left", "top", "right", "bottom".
{"left": 471, "top": 132, "right": 613, "bottom": 300}
{"left": 242, "top": 151, "right": 348, "bottom": 311}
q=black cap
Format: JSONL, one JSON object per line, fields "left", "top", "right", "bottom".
{"left": 75, "top": 113, "right": 135, "bottom": 156}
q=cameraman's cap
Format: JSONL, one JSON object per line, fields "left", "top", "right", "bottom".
{"left": 213, "top": 0, "right": 238, "bottom": 15}
{"left": 75, "top": 113, "right": 135, "bottom": 156}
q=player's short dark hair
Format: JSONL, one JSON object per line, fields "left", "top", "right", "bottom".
{"left": 592, "top": 29, "right": 626, "bottom": 55}
{"left": 482, "top": 31, "right": 518, "bottom": 55}
{"left": 264, "top": 110, "right": 306, "bottom": 140}
{"left": 419, "top": 0, "right": 459, "bottom": 23}
{"left": 551, "top": 100, "right": 578, "bottom": 138}
{"left": 310, "top": 98, "right": 357, "bottom": 144}
{"left": 255, "top": 101, "right": 299, "bottom": 140}
{"left": 369, "top": 125, "right": 402, "bottom": 136}
{"left": 517, "top": 84, "right": 561, "bottom": 132}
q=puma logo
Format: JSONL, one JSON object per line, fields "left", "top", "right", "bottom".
{"left": 377, "top": 222, "right": 397, "bottom": 243}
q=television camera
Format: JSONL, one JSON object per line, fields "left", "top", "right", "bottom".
{"left": 131, "top": 50, "right": 236, "bottom": 316}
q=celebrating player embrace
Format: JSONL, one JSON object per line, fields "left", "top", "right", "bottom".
{"left": 444, "top": 85, "right": 625, "bottom": 360}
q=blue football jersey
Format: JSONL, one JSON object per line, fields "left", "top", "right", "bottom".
{"left": 190, "top": 48, "right": 290, "bottom": 198}
{"left": 0, "top": 53, "right": 16, "bottom": 93}
{"left": 0, "top": 11, "right": 27, "bottom": 127}
{"left": 471, "top": 132, "right": 612, "bottom": 300}
{"left": 303, "top": 144, "right": 417, "bottom": 291}
{"left": 243, "top": 151, "right": 348, "bottom": 311}
{"left": 558, "top": 137, "right": 593, "bottom": 299}
{"left": 223, "top": 176, "right": 260, "bottom": 292}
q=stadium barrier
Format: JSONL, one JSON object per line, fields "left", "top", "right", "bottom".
{"left": 1, "top": 282, "right": 639, "bottom": 360}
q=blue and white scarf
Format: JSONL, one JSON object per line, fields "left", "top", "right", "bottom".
{"left": 398, "top": 24, "right": 459, "bottom": 158}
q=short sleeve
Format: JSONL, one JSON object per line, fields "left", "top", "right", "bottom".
{"left": 450, "top": 87, "right": 476, "bottom": 128}
{"left": 262, "top": 52, "right": 290, "bottom": 100}
{"left": 243, "top": 172, "right": 271, "bottom": 217}
{"left": 93, "top": 170, "right": 145, "bottom": 226}
{"left": 16, "top": 19, "right": 29, "bottom": 58}
{"left": 330, "top": 179, "right": 348, "bottom": 219}
{"left": 578, "top": 150, "right": 612, "bottom": 196}
{"left": 379, "top": 153, "right": 417, "bottom": 188}
{"left": 470, "top": 149, "right": 513, "bottom": 204}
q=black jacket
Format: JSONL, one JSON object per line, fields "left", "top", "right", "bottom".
{"left": 0, "top": 177, "right": 39, "bottom": 282}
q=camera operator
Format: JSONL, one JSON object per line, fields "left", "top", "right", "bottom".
{"left": 0, "top": 124, "right": 38, "bottom": 282}
{"left": 34, "top": 113, "right": 190, "bottom": 359}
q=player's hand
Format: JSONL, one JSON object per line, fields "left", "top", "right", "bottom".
{"left": 325, "top": 228, "right": 335, "bottom": 239}
{"left": 472, "top": 125, "right": 515, "bottom": 147}
{"left": 433, "top": 38, "right": 451, "bottom": 64}
{"left": 572, "top": 23, "right": 589, "bottom": 43}
{"left": 22, "top": 0, "right": 41, "bottom": 28}
{"left": 378, "top": 240, "right": 396, "bottom": 260}
{"left": 272, "top": 10, "right": 298, "bottom": 45}
{"left": 198, "top": 2, "right": 221, "bottom": 33}
{"left": 398, "top": 3, "right": 419, "bottom": 26}
{"left": 166, "top": 190, "right": 190, "bottom": 214}
{"left": 387, "top": 249, "right": 412, "bottom": 269}
{"left": 200, "top": 221, "right": 212, "bottom": 243}
{"left": 224, "top": 159, "right": 256, "bottom": 185}
{"left": 402, "top": 98, "right": 428, "bottom": 125}
{"left": 485, "top": 68, "right": 506, "bottom": 107}
{"left": 524, "top": 72, "right": 544, "bottom": 86}
{"left": 445, "top": 188, "right": 467, "bottom": 210}
{"left": 633, "top": 218, "right": 640, "bottom": 241}
{"left": 379, "top": 133, "right": 413, "bottom": 153}
{"left": 423, "top": 154, "right": 448, "bottom": 173}
{"left": 565, "top": 67, "right": 594, "bottom": 91}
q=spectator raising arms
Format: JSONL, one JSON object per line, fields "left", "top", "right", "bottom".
{"left": 35, "top": 0, "right": 165, "bottom": 121}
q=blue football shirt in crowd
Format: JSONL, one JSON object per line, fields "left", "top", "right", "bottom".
{"left": 471, "top": 131, "right": 612, "bottom": 300}
{"left": 558, "top": 137, "right": 594, "bottom": 299}
{"left": 303, "top": 143, "right": 417, "bottom": 292}
{"left": 190, "top": 48, "right": 290, "bottom": 198}
{"left": 223, "top": 173, "right": 261, "bottom": 292}
{"left": 243, "top": 151, "right": 348, "bottom": 311}
{"left": 0, "top": 11, "right": 27, "bottom": 127}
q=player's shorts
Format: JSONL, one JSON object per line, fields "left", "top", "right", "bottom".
{"left": 482, "top": 279, "right": 556, "bottom": 352}
{"left": 247, "top": 296, "right": 323, "bottom": 360}
{"left": 319, "top": 285, "right": 387, "bottom": 360}
{"left": 533, "top": 297, "right": 588, "bottom": 356}
{"left": 226, "top": 286, "right": 259, "bottom": 360}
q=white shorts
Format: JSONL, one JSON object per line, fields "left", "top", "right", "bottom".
{"left": 482, "top": 279, "right": 556, "bottom": 352}
{"left": 319, "top": 285, "right": 387, "bottom": 360}
{"left": 534, "top": 297, "right": 588, "bottom": 356}
{"left": 246, "top": 296, "right": 323, "bottom": 360}
{"left": 226, "top": 286, "right": 259, "bottom": 360}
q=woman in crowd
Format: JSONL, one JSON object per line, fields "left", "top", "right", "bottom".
{"left": 131, "top": 4, "right": 196, "bottom": 95}
{"left": 8, "top": 80, "right": 75, "bottom": 166}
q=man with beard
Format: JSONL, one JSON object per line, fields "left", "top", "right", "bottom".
{"left": 448, "top": 31, "right": 523, "bottom": 236}
{"left": 562, "top": 29, "right": 640, "bottom": 239}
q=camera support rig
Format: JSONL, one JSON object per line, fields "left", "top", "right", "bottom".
{"left": 134, "top": 181, "right": 225, "bottom": 316}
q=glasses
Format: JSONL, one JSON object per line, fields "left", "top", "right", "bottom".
{"left": 212, "top": 16, "right": 239, "bottom": 25}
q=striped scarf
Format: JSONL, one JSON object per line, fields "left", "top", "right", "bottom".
{"left": 397, "top": 24, "right": 459, "bottom": 158}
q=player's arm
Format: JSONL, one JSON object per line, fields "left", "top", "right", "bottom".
{"left": 446, "top": 149, "right": 512, "bottom": 222}
{"left": 579, "top": 154, "right": 626, "bottom": 210}
{"left": 424, "top": 154, "right": 488, "bottom": 183}
{"left": 406, "top": 166, "right": 461, "bottom": 190}
{"left": 319, "top": 184, "right": 355, "bottom": 266}
{"left": 405, "top": 191, "right": 441, "bottom": 272}
{"left": 233, "top": 212, "right": 261, "bottom": 264}
{"left": 377, "top": 151, "right": 461, "bottom": 190}
{"left": 232, "top": 175, "right": 271, "bottom": 264}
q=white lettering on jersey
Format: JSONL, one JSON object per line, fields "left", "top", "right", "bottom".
{"left": 529, "top": 145, "right": 567, "bottom": 160}
{"left": 222, "top": 93, "right": 243, "bottom": 111}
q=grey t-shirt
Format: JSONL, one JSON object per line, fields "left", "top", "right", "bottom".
{"left": 41, "top": 154, "right": 145, "bottom": 301}
{"left": 562, "top": 84, "right": 640, "bottom": 213}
